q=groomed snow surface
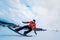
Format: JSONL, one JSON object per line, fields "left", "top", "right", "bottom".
{"left": 0, "top": 26, "right": 60, "bottom": 40}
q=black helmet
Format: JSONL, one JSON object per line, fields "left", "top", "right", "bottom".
{"left": 33, "top": 19, "right": 35, "bottom": 22}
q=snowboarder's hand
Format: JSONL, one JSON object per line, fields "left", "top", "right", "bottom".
{"left": 35, "top": 32, "right": 37, "bottom": 35}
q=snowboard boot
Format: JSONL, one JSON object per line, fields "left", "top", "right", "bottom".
{"left": 23, "top": 31, "right": 27, "bottom": 36}
{"left": 14, "top": 28, "right": 21, "bottom": 32}
{"left": 14, "top": 29, "right": 19, "bottom": 32}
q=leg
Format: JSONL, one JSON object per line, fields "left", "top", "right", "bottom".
{"left": 24, "top": 27, "right": 32, "bottom": 35}
{"left": 15, "top": 25, "right": 28, "bottom": 32}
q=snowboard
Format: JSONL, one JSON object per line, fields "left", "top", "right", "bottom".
{"left": 8, "top": 27, "right": 32, "bottom": 37}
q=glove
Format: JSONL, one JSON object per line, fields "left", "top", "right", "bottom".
{"left": 35, "top": 32, "right": 37, "bottom": 35}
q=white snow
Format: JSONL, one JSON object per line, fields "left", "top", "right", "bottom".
{"left": 0, "top": 27, "right": 60, "bottom": 40}
{"left": 0, "top": 0, "right": 60, "bottom": 40}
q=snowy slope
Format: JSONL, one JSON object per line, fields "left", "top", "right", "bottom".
{"left": 0, "top": 26, "right": 60, "bottom": 40}
{"left": 0, "top": 0, "right": 60, "bottom": 40}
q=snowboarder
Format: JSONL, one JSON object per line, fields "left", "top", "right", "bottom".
{"left": 15, "top": 19, "right": 37, "bottom": 36}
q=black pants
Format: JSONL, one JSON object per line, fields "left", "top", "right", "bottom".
{"left": 15, "top": 25, "right": 32, "bottom": 35}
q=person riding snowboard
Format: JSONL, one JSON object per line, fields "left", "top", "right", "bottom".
{"left": 15, "top": 19, "right": 37, "bottom": 36}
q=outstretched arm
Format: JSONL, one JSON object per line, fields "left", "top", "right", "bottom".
{"left": 22, "top": 22, "right": 30, "bottom": 24}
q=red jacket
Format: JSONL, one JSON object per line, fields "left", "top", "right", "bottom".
{"left": 23, "top": 21, "right": 36, "bottom": 32}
